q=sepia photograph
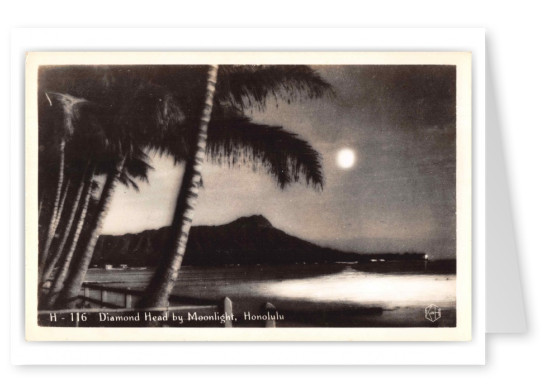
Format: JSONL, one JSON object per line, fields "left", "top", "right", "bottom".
{"left": 25, "top": 52, "right": 471, "bottom": 341}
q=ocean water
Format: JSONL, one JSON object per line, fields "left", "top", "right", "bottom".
{"left": 85, "top": 264, "right": 456, "bottom": 327}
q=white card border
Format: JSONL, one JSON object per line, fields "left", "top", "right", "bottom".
{"left": 10, "top": 27, "right": 485, "bottom": 365}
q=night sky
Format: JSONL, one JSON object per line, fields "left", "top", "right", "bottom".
{"left": 103, "top": 65, "right": 457, "bottom": 259}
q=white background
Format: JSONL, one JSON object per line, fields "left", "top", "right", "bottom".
{"left": 2, "top": 0, "right": 550, "bottom": 389}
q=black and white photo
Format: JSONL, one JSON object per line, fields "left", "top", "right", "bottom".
{"left": 25, "top": 52, "right": 472, "bottom": 341}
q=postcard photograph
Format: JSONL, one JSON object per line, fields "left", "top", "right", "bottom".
{"left": 25, "top": 52, "right": 471, "bottom": 341}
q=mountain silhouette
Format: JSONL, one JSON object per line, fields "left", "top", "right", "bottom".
{"left": 91, "top": 215, "right": 441, "bottom": 270}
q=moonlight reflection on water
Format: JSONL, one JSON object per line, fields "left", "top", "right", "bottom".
{"left": 252, "top": 268, "right": 456, "bottom": 308}
{"left": 86, "top": 266, "right": 456, "bottom": 312}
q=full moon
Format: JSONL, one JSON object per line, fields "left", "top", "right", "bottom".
{"left": 336, "top": 148, "right": 356, "bottom": 169}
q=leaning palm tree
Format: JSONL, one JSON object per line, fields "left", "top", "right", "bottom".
{"left": 139, "top": 65, "right": 331, "bottom": 308}
{"left": 38, "top": 92, "right": 90, "bottom": 270}
{"left": 38, "top": 65, "right": 190, "bottom": 308}
{"left": 47, "top": 152, "right": 152, "bottom": 309}
{"left": 137, "top": 66, "right": 218, "bottom": 308}
{"left": 51, "top": 91, "right": 186, "bottom": 309}
{"left": 40, "top": 165, "right": 89, "bottom": 285}
{"left": 39, "top": 97, "right": 111, "bottom": 283}
{"left": 40, "top": 173, "right": 96, "bottom": 308}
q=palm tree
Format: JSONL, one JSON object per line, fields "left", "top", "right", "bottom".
{"left": 38, "top": 94, "right": 110, "bottom": 286}
{"left": 51, "top": 150, "right": 156, "bottom": 309}
{"left": 37, "top": 64, "right": 332, "bottom": 309}
{"left": 38, "top": 65, "right": 190, "bottom": 308}
{"left": 50, "top": 91, "right": 186, "bottom": 309}
{"left": 44, "top": 171, "right": 96, "bottom": 308}
{"left": 139, "top": 65, "right": 331, "bottom": 308}
{"left": 138, "top": 65, "right": 219, "bottom": 308}
{"left": 40, "top": 167, "right": 88, "bottom": 285}
{"left": 38, "top": 92, "right": 89, "bottom": 268}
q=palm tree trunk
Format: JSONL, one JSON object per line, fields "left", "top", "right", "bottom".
{"left": 53, "top": 179, "right": 70, "bottom": 229}
{"left": 39, "top": 179, "right": 71, "bottom": 279}
{"left": 41, "top": 169, "right": 88, "bottom": 285}
{"left": 40, "top": 139, "right": 65, "bottom": 266}
{"left": 38, "top": 196, "right": 44, "bottom": 219}
{"left": 54, "top": 158, "right": 126, "bottom": 309}
{"left": 45, "top": 169, "right": 95, "bottom": 309}
{"left": 139, "top": 65, "right": 218, "bottom": 308}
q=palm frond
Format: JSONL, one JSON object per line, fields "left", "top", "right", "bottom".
{"left": 41, "top": 92, "right": 91, "bottom": 139}
{"left": 124, "top": 151, "right": 154, "bottom": 184}
{"left": 115, "top": 84, "right": 186, "bottom": 150}
{"left": 217, "top": 65, "right": 334, "bottom": 110}
{"left": 38, "top": 65, "right": 330, "bottom": 192}
{"left": 117, "top": 174, "right": 140, "bottom": 192}
{"left": 207, "top": 117, "right": 323, "bottom": 189}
